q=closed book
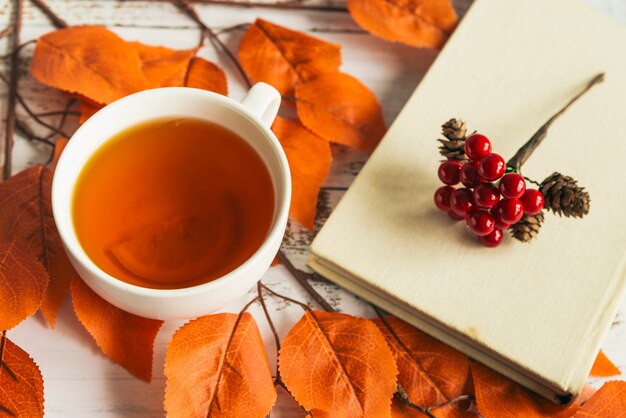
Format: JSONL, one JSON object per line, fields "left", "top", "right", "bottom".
{"left": 308, "top": 0, "right": 626, "bottom": 402}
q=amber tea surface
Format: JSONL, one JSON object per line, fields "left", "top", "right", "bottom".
{"left": 73, "top": 117, "right": 275, "bottom": 289}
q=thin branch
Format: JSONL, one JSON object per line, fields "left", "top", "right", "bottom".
{"left": 215, "top": 23, "right": 249, "bottom": 35}
{"left": 30, "top": 0, "right": 69, "bottom": 28}
{"left": 128, "top": 0, "right": 347, "bottom": 11}
{"left": 394, "top": 390, "right": 435, "bottom": 418}
{"left": 277, "top": 250, "right": 335, "bottom": 312}
{"left": 15, "top": 119, "right": 55, "bottom": 146}
{"left": 259, "top": 283, "right": 312, "bottom": 312}
{"left": 0, "top": 25, "right": 14, "bottom": 40}
{"left": 2, "top": 0, "right": 23, "bottom": 179}
{"left": 257, "top": 282, "right": 281, "bottom": 350}
{"left": 0, "top": 72, "right": 71, "bottom": 138}
{"left": 34, "top": 110, "right": 81, "bottom": 118}
{"left": 426, "top": 394, "right": 474, "bottom": 412}
{"left": 175, "top": 0, "right": 252, "bottom": 88}
{"left": 0, "top": 39, "right": 35, "bottom": 61}
{"left": 507, "top": 73, "right": 605, "bottom": 171}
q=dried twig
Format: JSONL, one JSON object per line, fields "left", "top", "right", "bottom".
{"left": 2, "top": 0, "right": 24, "bottom": 179}
{"left": 277, "top": 250, "right": 335, "bottom": 312}
{"left": 175, "top": 0, "right": 252, "bottom": 87}
{"left": 30, "top": 0, "right": 69, "bottom": 28}
{"left": 129, "top": 0, "right": 347, "bottom": 12}
{"left": 0, "top": 25, "right": 14, "bottom": 40}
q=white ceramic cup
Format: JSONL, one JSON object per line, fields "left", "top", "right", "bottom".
{"left": 52, "top": 83, "right": 290, "bottom": 320}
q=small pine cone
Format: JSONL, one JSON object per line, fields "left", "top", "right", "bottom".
{"left": 539, "top": 172, "right": 590, "bottom": 218}
{"left": 438, "top": 119, "right": 467, "bottom": 161}
{"left": 511, "top": 211, "right": 544, "bottom": 242}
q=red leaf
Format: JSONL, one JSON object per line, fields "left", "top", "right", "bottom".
{"left": 31, "top": 26, "right": 145, "bottom": 104}
{"left": 590, "top": 350, "right": 621, "bottom": 378}
{"left": 472, "top": 362, "right": 578, "bottom": 418}
{"left": 295, "top": 72, "right": 386, "bottom": 152}
{"left": 185, "top": 57, "right": 228, "bottom": 95}
{"left": 70, "top": 277, "right": 163, "bottom": 381}
{"left": 373, "top": 316, "right": 472, "bottom": 417}
{"left": 239, "top": 18, "right": 341, "bottom": 95}
{"left": 279, "top": 311, "right": 398, "bottom": 417}
{"left": 0, "top": 166, "right": 72, "bottom": 327}
{"left": 272, "top": 117, "right": 331, "bottom": 229}
{"left": 347, "top": 0, "right": 458, "bottom": 48}
{"left": 164, "top": 313, "right": 276, "bottom": 418}
{"left": 0, "top": 336, "right": 44, "bottom": 418}
{"left": 0, "top": 241, "right": 48, "bottom": 331}
{"left": 574, "top": 381, "right": 626, "bottom": 417}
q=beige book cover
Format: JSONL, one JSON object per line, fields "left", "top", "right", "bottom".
{"left": 308, "top": 0, "right": 626, "bottom": 403}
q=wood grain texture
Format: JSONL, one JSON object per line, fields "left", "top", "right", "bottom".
{"left": 1, "top": 0, "right": 624, "bottom": 416}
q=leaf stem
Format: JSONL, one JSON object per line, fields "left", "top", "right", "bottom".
{"left": 394, "top": 389, "right": 436, "bottom": 418}
{"left": 2, "top": 0, "right": 23, "bottom": 180}
{"left": 426, "top": 394, "right": 475, "bottom": 412}
{"left": 30, "top": 0, "right": 69, "bottom": 28}
{"left": 277, "top": 250, "right": 335, "bottom": 312}
{"left": 506, "top": 73, "right": 605, "bottom": 171}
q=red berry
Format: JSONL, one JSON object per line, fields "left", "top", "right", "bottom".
{"left": 450, "top": 188, "right": 474, "bottom": 216}
{"left": 465, "top": 210, "right": 495, "bottom": 236}
{"left": 438, "top": 160, "right": 462, "bottom": 185}
{"left": 521, "top": 189, "right": 544, "bottom": 215}
{"left": 434, "top": 186, "right": 455, "bottom": 212}
{"left": 494, "top": 198, "right": 524, "bottom": 224}
{"left": 499, "top": 173, "right": 526, "bottom": 199}
{"left": 479, "top": 228, "right": 504, "bottom": 247}
{"left": 473, "top": 183, "right": 500, "bottom": 209}
{"left": 464, "top": 133, "right": 492, "bottom": 161}
{"left": 478, "top": 153, "right": 506, "bottom": 181}
{"left": 459, "top": 161, "right": 483, "bottom": 188}
{"left": 448, "top": 211, "right": 464, "bottom": 221}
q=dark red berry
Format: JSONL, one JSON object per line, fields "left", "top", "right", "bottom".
{"left": 465, "top": 210, "right": 495, "bottom": 236}
{"left": 448, "top": 211, "right": 464, "bottom": 221}
{"left": 494, "top": 198, "right": 524, "bottom": 224}
{"left": 450, "top": 188, "right": 474, "bottom": 216}
{"left": 479, "top": 228, "right": 504, "bottom": 247}
{"left": 434, "top": 186, "right": 455, "bottom": 212}
{"left": 520, "top": 189, "right": 544, "bottom": 215}
{"left": 438, "top": 160, "right": 462, "bottom": 185}
{"left": 473, "top": 183, "right": 500, "bottom": 209}
{"left": 459, "top": 161, "right": 483, "bottom": 188}
{"left": 478, "top": 153, "right": 506, "bottom": 181}
{"left": 499, "top": 173, "right": 526, "bottom": 199}
{"left": 464, "top": 133, "right": 492, "bottom": 161}
{"left": 490, "top": 207, "right": 511, "bottom": 229}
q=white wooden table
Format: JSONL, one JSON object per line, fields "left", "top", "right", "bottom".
{"left": 1, "top": 0, "right": 625, "bottom": 416}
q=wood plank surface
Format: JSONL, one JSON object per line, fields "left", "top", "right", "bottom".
{"left": 0, "top": 0, "right": 625, "bottom": 416}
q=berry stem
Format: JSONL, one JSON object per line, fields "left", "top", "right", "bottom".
{"left": 506, "top": 73, "right": 605, "bottom": 171}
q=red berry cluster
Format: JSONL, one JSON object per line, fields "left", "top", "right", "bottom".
{"left": 434, "top": 134, "right": 544, "bottom": 247}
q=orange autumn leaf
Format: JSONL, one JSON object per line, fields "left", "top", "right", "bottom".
{"left": 295, "top": 72, "right": 386, "bottom": 153}
{"left": 472, "top": 363, "right": 578, "bottom": 418}
{"left": 279, "top": 310, "right": 398, "bottom": 418}
{"left": 347, "top": 0, "right": 457, "bottom": 49}
{"left": 373, "top": 316, "right": 472, "bottom": 417}
{"left": 164, "top": 312, "right": 276, "bottom": 418}
{"left": 239, "top": 19, "right": 341, "bottom": 95}
{"left": 574, "top": 381, "right": 626, "bottom": 417}
{"left": 185, "top": 57, "right": 228, "bottom": 95}
{"left": 70, "top": 277, "right": 163, "bottom": 381}
{"left": 31, "top": 26, "right": 145, "bottom": 104}
{"left": 0, "top": 241, "right": 48, "bottom": 331}
{"left": 130, "top": 42, "right": 197, "bottom": 89}
{"left": 590, "top": 350, "right": 621, "bottom": 378}
{"left": 78, "top": 98, "right": 104, "bottom": 124}
{"left": 0, "top": 336, "right": 44, "bottom": 418}
{"left": 272, "top": 117, "right": 331, "bottom": 229}
{"left": 0, "top": 166, "right": 73, "bottom": 327}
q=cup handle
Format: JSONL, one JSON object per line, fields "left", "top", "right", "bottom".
{"left": 240, "top": 82, "right": 281, "bottom": 127}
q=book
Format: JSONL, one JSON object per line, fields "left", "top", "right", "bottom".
{"left": 308, "top": 0, "right": 626, "bottom": 403}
